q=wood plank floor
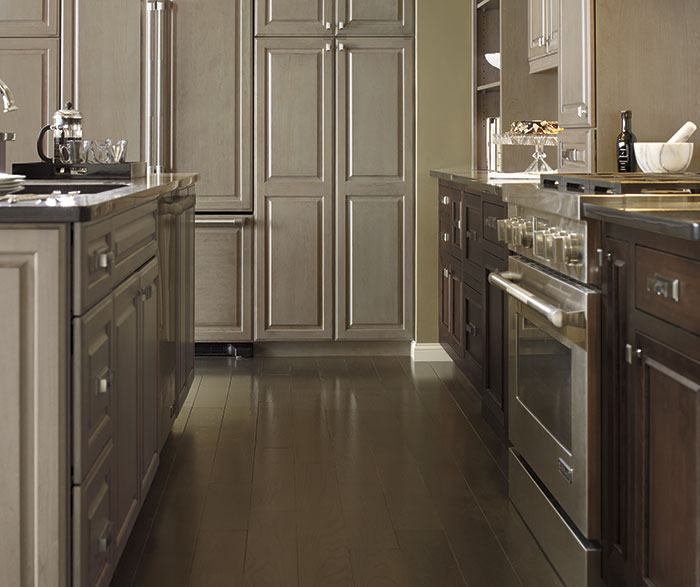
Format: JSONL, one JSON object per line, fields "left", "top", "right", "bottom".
{"left": 110, "top": 357, "right": 563, "bottom": 587}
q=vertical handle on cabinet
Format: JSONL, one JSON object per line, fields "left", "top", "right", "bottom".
{"left": 338, "top": 42, "right": 345, "bottom": 51}
{"left": 98, "top": 522, "right": 113, "bottom": 553}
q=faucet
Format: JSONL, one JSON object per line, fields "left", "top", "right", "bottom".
{"left": 0, "top": 78, "right": 18, "bottom": 113}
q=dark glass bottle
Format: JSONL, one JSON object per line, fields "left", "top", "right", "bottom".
{"left": 617, "top": 110, "right": 637, "bottom": 172}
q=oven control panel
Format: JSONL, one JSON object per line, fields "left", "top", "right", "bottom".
{"left": 497, "top": 207, "right": 589, "bottom": 283}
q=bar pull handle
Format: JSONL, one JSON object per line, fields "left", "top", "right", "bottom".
{"left": 195, "top": 217, "right": 246, "bottom": 228}
{"left": 646, "top": 273, "right": 680, "bottom": 303}
{"left": 488, "top": 271, "right": 584, "bottom": 328}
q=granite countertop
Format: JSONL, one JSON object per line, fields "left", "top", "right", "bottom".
{"left": 0, "top": 172, "right": 199, "bottom": 222}
{"left": 583, "top": 199, "right": 700, "bottom": 241}
{"left": 430, "top": 167, "right": 542, "bottom": 194}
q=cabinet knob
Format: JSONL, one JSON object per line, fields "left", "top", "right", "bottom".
{"left": 96, "top": 369, "right": 113, "bottom": 395}
{"left": 98, "top": 521, "right": 113, "bottom": 554}
{"left": 441, "top": 232, "right": 450, "bottom": 243}
{"left": 577, "top": 105, "right": 588, "bottom": 118}
{"left": 466, "top": 322, "right": 478, "bottom": 337}
{"left": 338, "top": 20, "right": 345, "bottom": 30}
{"left": 325, "top": 21, "right": 331, "bottom": 30}
{"left": 441, "top": 195, "right": 450, "bottom": 205}
{"left": 325, "top": 42, "right": 332, "bottom": 52}
{"left": 443, "top": 268, "right": 449, "bottom": 278}
{"left": 338, "top": 42, "right": 345, "bottom": 51}
{"left": 96, "top": 249, "right": 115, "bottom": 269}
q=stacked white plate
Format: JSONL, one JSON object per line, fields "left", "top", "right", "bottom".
{"left": 0, "top": 173, "right": 25, "bottom": 196}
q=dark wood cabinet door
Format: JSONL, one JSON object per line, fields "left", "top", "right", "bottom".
{"left": 482, "top": 252, "right": 508, "bottom": 436}
{"left": 462, "top": 284, "right": 483, "bottom": 388}
{"left": 439, "top": 254, "right": 463, "bottom": 361}
{"left": 601, "top": 237, "right": 633, "bottom": 587}
{"left": 633, "top": 333, "right": 700, "bottom": 587}
{"left": 462, "top": 191, "right": 483, "bottom": 291}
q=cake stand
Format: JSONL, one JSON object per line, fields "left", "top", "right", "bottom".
{"left": 493, "top": 132, "right": 560, "bottom": 173}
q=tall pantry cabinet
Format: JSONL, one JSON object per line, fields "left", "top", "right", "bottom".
{"left": 254, "top": 0, "right": 415, "bottom": 341}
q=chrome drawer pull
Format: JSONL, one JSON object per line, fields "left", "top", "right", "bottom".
{"left": 98, "top": 521, "right": 113, "bottom": 553}
{"left": 441, "top": 232, "right": 450, "bottom": 242}
{"left": 96, "top": 249, "right": 115, "bottom": 269}
{"left": 647, "top": 273, "right": 680, "bottom": 303}
{"left": 195, "top": 217, "right": 245, "bottom": 228}
{"left": 441, "top": 195, "right": 450, "bottom": 205}
{"left": 466, "top": 322, "right": 478, "bottom": 337}
{"left": 488, "top": 271, "right": 584, "bottom": 328}
{"left": 96, "top": 368, "right": 113, "bottom": 395}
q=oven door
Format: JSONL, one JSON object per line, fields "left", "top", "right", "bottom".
{"left": 490, "top": 256, "right": 600, "bottom": 539}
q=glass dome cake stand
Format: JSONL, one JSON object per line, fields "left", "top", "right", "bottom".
{"left": 493, "top": 132, "right": 560, "bottom": 173}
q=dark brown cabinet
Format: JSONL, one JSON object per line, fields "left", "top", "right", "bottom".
{"left": 437, "top": 179, "right": 509, "bottom": 439}
{"left": 600, "top": 222, "right": 700, "bottom": 587}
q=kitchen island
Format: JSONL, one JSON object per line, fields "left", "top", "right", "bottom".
{"left": 0, "top": 173, "right": 198, "bottom": 587}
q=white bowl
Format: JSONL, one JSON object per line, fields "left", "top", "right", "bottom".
{"left": 635, "top": 142, "right": 694, "bottom": 173}
{"left": 485, "top": 52, "right": 501, "bottom": 70}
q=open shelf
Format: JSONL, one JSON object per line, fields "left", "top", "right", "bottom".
{"left": 477, "top": 81, "right": 501, "bottom": 92}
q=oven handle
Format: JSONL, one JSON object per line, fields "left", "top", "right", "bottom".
{"left": 488, "top": 271, "right": 578, "bottom": 328}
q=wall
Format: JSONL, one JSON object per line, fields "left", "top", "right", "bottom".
{"left": 414, "top": 0, "right": 472, "bottom": 344}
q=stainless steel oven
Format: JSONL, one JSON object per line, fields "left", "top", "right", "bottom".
{"left": 490, "top": 255, "right": 601, "bottom": 587}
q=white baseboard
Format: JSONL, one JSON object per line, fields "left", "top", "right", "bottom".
{"left": 410, "top": 342, "right": 452, "bottom": 362}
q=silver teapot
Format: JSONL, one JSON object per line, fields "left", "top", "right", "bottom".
{"left": 37, "top": 102, "right": 84, "bottom": 164}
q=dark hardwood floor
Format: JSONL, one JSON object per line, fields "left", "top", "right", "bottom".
{"left": 110, "top": 356, "right": 563, "bottom": 586}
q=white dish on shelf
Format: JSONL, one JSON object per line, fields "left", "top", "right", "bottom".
{"left": 485, "top": 52, "right": 501, "bottom": 70}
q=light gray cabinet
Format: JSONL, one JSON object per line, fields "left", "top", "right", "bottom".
{"left": 558, "top": 0, "right": 594, "bottom": 128}
{"left": 177, "top": 204, "right": 195, "bottom": 406}
{"left": 0, "top": 38, "right": 59, "bottom": 172}
{"left": 336, "top": 38, "right": 414, "bottom": 340}
{"left": 528, "top": 0, "right": 558, "bottom": 73}
{"left": 71, "top": 0, "right": 143, "bottom": 162}
{"left": 174, "top": 0, "right": 252, "bottom": 211}
{"left": 255, "top": 38, "right": 334, "bottom": 340}
{"left": 195, "top": 215, "right": 253, "bottom": 342}
{"left": 255, "top": 0, "right": 413, "bottom": 37}
{"left": 0, "top": 0, "right": 59, "bottom": 36}
{"left": 336, "top": 0, "right": 414, "bottom": 36}
{"left": 255, "top": 0, "right": 333, "bottom": 37}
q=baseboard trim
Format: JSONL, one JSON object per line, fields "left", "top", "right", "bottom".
{"left": 410, "top": 342, "right": 453, "bottom": 362}
{"left": 254, "top": 341, "right": 411, "bottom": 357}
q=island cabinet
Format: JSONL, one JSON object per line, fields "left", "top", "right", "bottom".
{"left": 600, "top": 222, "right": 700, "bottom": 587}
{"left": 438, "top": 179, "right": 509, "bottom": 439}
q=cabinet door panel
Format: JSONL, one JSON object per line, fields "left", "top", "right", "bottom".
{"left": 559, "top": 0, "right": 595, "bottom": 128}
{"left": 174, "top": 0, "right": 252, "bottom": 211}
{"left": 73, "top": 296, "right": 114, "bottom": 484}
{"left": 258, "top": 196, "right": 332, "bottom": 338}
{"left": 338, "top": 195, "right": 409, "bottom": 338}
{"left": 139, "top": 260, "right": 159, "bottom": 497}
{"left": 529, "top": 0, "right": 546, "bottom": 59}
{"left": 0, "top": 39, "right": 59, "bottom": 173}
{"left": 635, "top": 333, "right": 700, "bottom": 587}
{"left": 195, "top": 216, "right": 253, "bottom": 342}
{"left": 337, "top": 0, "right": 413, "bottom": 36}
{"left": 336, "top": 38, "right": 413, "bottom": 340}
{"left": 0, "top": 0, "right": 59, "bottom": 36}
{"left": 462, "top": 284, "right": 483, "bottom": 387}
{"left": 255, "top": 38, "right": 333, "bottom": 340}
{"left": 112, "top": 273, "right": 141, "bottom": 560}
{"left": 72, "top": 445, "right": 114, "bottom": 587}
{"left": 256, "top": 0, "right": 333, "bottom": 36}
{"left": 75, "top": 0, "right": 143, "bottom": 161}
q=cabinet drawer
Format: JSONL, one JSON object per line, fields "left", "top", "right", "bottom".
{"left": 195, "top": 215, "right": 253, "bottom": 342}
{"left": 73, "top": 296, "right": 114, "bottom": 483}
{"left": 635, "top": 246, "right": 700, "bottom": 334}
{"left": 439, "top": 185, "right": 460, "bottom": 222}
{"left": 482, "top": 202, "right": 506, "bottom": 246}
{"left": 73, "top": 444, "right": 114, "bottom": 587}
{"left": 74, "top": 202, "right": 157, "bottom": 315}
{"left": 558, "top": 128, "right": 595, "bottom": 173}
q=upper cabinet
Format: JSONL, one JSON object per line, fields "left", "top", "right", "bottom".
{"left": 558, "top": 0, "right": 595, "bottom": 128}
{"left": 0, "top": 0, "right": 60, "bottom": 36}
{"left": 255, "top": 0, "right": 413, "bottom": 36}
{"left": 173, "top": 0, "right": 252, "bottom": 211}
{"left": 528, "top": 0, "right": 558, "bottom": 73}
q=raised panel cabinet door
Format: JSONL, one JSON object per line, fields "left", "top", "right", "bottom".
{"left": 0, "top": 38, "right": 59, "bottom": 173}
{"left": 0, "top": 227, "right": 69, "bottom": 587}
{"left": 255, "top": 0, "right": 333, "bottom": 36}
{"left": 634, "top": 333, "right": 700, "bottom": 587}
{"left": 528, "top": 0, "right": 547, "bottom": 60}
{"left": 74, "top": 0, "right": 143, "bottom": 162}
{"left": 255, "top": 38, "right": 333, "bottom": 340}
{"left": 336, "top": 0, "right": 414, "bottom": 36}
{"left": 112, "top": 272, "right": 141, "bottom": 562}
{"left": 194, "top": 215, "right": 253, "bottom": 342}
{"left": 73, "top": 296, "right": 114, "bottom": 484}
{"left": 138, "top": 259, "right": 159, "bottom": 498}
{"left": 336, "top": 38, "right": 414, "bottom": 340}
{"left": 462, "top": 284, "right": 483, "bottom": 388}
{"left": 547, "top": 0, "right": 559, "bottom": 55}
{"left": 559, "top": 0, "right": 595, "bottom": 128}
{"left": 174, "top": 0, "right": 252, "bottom": 211}
{"left": 0, "top": 0, "right": 59, "bottom": 35}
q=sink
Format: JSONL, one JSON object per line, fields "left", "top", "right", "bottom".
{"left": 18, "top": 183, "right": 128, "bottom": 195}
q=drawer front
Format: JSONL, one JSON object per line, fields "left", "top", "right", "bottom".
{"left": 558, "top": 128, "right": 595, "bottom": 173}
{"left": 439, "top": 185, "right": 459, "bottom": 222}
{"left": 74, "top": 217, "right": 113, "bottom": 315}
{"left": 482, "top": 201, "right": 506, "bottom": 246}
{"left": 635, "top": 246, "right": 700, "bottom": 333}
{"left": 111, "top": 202, "right": 158, "bottom": 288}
{"left": 73, "top": 444, "right": 115, "bottom": 587}
{"left": 73, "top": 296, "right": 114, "bottom": 483}
{"left": 194, "top": 215, "right": 253, "bottom": 342}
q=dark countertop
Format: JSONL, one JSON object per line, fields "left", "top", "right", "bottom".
{"left": 583, "top": 200, "right": 700, "bottom": 241}
{"left": 0, "top": 173, "right": 199, "bottom": 223}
